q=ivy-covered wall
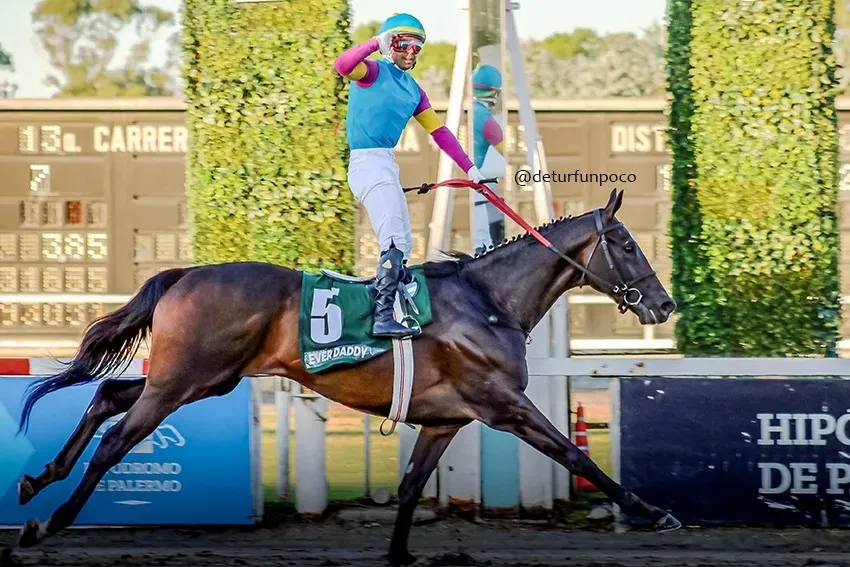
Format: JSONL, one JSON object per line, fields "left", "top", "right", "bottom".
{"left": 666, "top": 0, "right": 841, "bottom": 356}
{"left": 182, "top": 0, "right": 354, "bottom": 273}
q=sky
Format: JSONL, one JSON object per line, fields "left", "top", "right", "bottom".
{"left": 0, "top": 0, "right": 667, "bottom": 98}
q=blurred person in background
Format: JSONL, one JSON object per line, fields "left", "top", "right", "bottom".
{"left": 469, "top": 63, "right": 506, "bottom": 254}
{"left": 334, "top": 12, "right": 485, "bottom": 339}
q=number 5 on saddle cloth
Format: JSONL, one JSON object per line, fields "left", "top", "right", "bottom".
{"left": 297, "top": 266, "right": 433, "bottom": 430}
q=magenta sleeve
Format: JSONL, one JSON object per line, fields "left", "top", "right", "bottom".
{"left": 482, "top": 116, "right": 503, "bottom": 146}
{"left": 334, "top": 37, "right": 380, "bottom": 86}
{"left": 431, "top": 126, "right": 474, "bottom": 173}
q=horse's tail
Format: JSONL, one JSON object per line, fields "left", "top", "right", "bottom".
{"left": 17, "top": 267, "right": 191, "bottom": 434}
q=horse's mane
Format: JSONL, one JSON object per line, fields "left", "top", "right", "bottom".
{"left": 419, "top": 214, "right": 576, "bottom": 278}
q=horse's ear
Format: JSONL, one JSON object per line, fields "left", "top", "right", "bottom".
{"left": 603, "top": 189, "right": 624, "bottom": 219}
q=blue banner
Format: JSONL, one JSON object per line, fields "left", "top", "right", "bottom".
{"left": 620, "top": 377, "right": 850, "bottom": 527}
{"left": 0, "top": 376, "right": 260, "bottom": 526}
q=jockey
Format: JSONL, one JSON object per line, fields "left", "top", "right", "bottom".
{"left": 334, "top": 12, "right": 484, "bottom": 339}
{"left": 470, "top": 64, "right": 506, "bottom": 255}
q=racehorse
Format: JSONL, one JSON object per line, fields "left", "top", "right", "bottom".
{"left": 9, "top": 186, "right": 679, "bottom": 566}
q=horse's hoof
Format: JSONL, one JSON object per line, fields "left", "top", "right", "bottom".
{"left": 17, "top": 475, "right": 36, "bottom": 506}
{"left": 655, "top": 513, "right": 681, "bottom": 532}
{"left": 386, "top": 550, "right": 417, "bottom": 566}
{"left": 16, "top": 520, "right": 42, "bottom": 548}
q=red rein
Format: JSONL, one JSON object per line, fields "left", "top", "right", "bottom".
{"left": 420, "top": 178, "right": 556, "bottom": 250}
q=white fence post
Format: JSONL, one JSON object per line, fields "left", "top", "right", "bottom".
{"left": 608, "top": 376, "right": 622, "bottom": 523}
{"left": 251, "top": 377, "right": 264, "bottom": 521}
{"left": 550, "top": 297, "right": 570, "bottom": 502}
{"left": 276, "top": 376, "right": 291, "bottom": 500}
{"left": 438, "top": 421, "right": 481, "bottom": 511}
{"left": 520, "top": 313, "right": 553, "bottom": 511}
{"left": 397, "top": 423, "right": 417, "bottom": 490}
{"left": 293, "top": 383, "right": 328, "bottom": 516}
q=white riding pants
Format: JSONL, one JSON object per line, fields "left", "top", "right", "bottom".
{"left": 472, "top": 184, "right": 503, "bottom": 250}
{"left": 348, "top": 148, "right": 413, "bottom": 260}
{"left": 472, "top": 145, "right": 507, "bottom": 250}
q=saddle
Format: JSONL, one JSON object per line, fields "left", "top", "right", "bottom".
{"left": 298, "top": 266, "right": 433, "bottom": 433}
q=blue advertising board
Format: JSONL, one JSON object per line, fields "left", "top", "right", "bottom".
{"left": 0, "top": 376, "right": 261, "bottom": 526}
{"left": 619, "top": 377, "right": 850, "bottom": 527}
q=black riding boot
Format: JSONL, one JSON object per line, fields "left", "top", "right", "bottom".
{"left": 372, "top": 245, "right": 417, "bottom": 339}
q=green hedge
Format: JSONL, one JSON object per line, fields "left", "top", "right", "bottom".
{"left": 182, "top": 0, "right": 354, "bottom": 273}
{"left": 666, "top": 0, "right": 841, "bottom": 356}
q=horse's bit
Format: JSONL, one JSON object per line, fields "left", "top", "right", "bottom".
{"left": 545, "top": 208, "right": 657, "bottom": 314}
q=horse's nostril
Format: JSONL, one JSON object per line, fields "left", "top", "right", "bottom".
{"left": 660, "top": 300, "right": 677, "bottom": 316}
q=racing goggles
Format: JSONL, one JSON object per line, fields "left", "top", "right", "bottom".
{"left": 473, "top": 84, "right": 502, "bottom": 97}
{"left": 391, "top": 36, "right": 424, "bottom": 54}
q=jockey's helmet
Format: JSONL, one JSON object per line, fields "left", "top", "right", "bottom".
{"left": 379, "top": 13, "right": 427, "bottom": 43}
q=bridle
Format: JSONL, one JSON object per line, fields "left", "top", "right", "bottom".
{"left": 403, "top": 178, "right": 656, "bottom": 314}
{"left": 571, "top": 209, "right": 658, "bottom": 314}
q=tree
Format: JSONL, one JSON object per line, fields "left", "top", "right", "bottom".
{"left": 499, "top": 26, "right": 666, "bottom": 99}
{"left": 410, "top": 42, "right": 455, "bottom": 87}
{"left": 32, "top": 0, "right": 177, "bottom": 97}
{"left": 560, "top": 24, "right": 665, "bottom": 97}
{"left": 351, "top": 20, "right": 380, "bottom": 44}
{"left": 667, "top": 0, "right": 841, "bottom": 356}
{"left": 0, "top": 44, "right": 16, "bottom": 98}
{"left": 538, "top": 28, "right": 600, "bottom": 60}
{"left": 162, "top": 2, "right": 183, "bottom": 97}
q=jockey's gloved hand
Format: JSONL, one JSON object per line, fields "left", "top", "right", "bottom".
{"left": 467, "top": 165, "right": 485, "bottom": 184}
{"left": 376, "top": 30, "right": 395, "bottom": 61}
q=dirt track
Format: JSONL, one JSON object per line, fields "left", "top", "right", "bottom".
{"left": 4, "top": 507, "right": 850, "bottom": 567}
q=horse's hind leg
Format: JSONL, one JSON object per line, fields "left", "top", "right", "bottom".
{"left": 18, "top": 377, "right": 145, "bottom": 505}
{"left": 479, "top": 390, "right": 681, "bottom": 531}
{"left": 16, "top": 383, "right": 178, "bottom": 548}
{"left": 388, "top": 424, "right": 462, "bottom": 566}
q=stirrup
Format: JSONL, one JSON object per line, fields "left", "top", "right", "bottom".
{"left": 398, "top": 281, "right": 419, "bottom": 316}
{"left": 399, "top": 314, "right": 422, "bottom": 336}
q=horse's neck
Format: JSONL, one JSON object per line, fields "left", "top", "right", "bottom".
{"left": 465, "top": 216, "right": 594, "bottom": 335}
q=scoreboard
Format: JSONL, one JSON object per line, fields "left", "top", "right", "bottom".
{"left": 0, "top": 99, "right": 191, "bottom": 353}
{"left": 1, "top": 97, "right": 849, "bottom": 356}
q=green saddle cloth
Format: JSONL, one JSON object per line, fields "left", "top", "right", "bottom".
{"left": 298, "top": 266, "right": 433, "bottom": 373}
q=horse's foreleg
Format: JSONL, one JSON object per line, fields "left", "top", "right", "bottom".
{"left": 479, "top": 391, "right": 680, "bottom": 530}
{"left": 18, "top": 377, "right": 145, "bottom": 506}
{"left": 388, "top": 424, "right": 461, "bottom": 566}
{"left": 16, "top": 385, "right": 178, "bottom": 548}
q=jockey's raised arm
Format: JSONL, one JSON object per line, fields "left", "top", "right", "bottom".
{"left": 333, "top": 37, "right": 380, "bottom": 85}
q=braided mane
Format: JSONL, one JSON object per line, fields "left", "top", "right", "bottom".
{"left": 419, "top": 215, "right": 574, "bottom": 277}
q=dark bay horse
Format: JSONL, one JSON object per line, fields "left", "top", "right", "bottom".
{"left": 10, "top": 188, "right": 679, "bottom": 566}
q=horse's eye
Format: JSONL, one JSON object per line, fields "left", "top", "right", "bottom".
{"left": 624, "top": 244, "right": 635, "bottom": 253}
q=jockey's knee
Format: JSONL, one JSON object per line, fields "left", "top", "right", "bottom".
{"left": 378, "top": 233, "right": 412, "bottom": 257}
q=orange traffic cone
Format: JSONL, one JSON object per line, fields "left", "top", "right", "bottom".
{"left": 573, "top": 402, "right": 596, "bottom": 491}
